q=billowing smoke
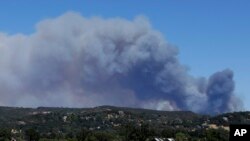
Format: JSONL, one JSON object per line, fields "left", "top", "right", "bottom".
{"left": 0, "top": 12, "right": 242, "bottom": 114}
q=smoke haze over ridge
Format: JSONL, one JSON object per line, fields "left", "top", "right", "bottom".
{"left": 0, "top": 12, "right": 242, "bottom": 114}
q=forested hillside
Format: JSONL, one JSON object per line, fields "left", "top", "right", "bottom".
{"left": 0, "top": 106, "right": 249, "bottom": 141}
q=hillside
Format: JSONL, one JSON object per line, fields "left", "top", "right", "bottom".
{"left": 0, "top": 106, "right": 249, "bottom": 141}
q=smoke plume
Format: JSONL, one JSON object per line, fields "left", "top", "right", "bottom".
{"left": 0, "top": 12, "right": 242, "bottom": 114}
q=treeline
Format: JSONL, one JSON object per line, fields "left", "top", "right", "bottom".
{"left": 0, "top": 124, "right": 229, "bottom": 141}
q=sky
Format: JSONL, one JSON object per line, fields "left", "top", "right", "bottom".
{"left": 0, "top": 0, "right": 249, "bottom": 110}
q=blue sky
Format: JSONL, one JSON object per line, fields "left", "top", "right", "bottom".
{"left": 0, "top": 0, "right": 249, "bottom": 110}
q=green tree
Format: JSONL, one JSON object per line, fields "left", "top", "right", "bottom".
{"left": 205, "top": 128, "right": 229, "bottom": 141}
{"left": 76, "top": 129, "right": 90, "bottom": 141}
{"left": 0, "top": 128, "right": 11, "bottom": 141}
{"left": 175, "top": 132, "right": 188, "bottom": 141}
{"left": 94, "top": 132, "right": 114, "bottom": 141}
{"left": 85, "top": 135, "right": 97, "bottom": 141}
{"left": 25, "top": 128, "right": 40, "bottom": 141}
{"left": 122, "top": 123, "right": 153, "bottom": 141}
{"left": 138, "top": 124, "right": 153, "bottom": 141}
{"left": 161, "top": 127, "right": 175, "bottom": 138}
{"left": 123, "top": 124, "right": 140, "bottom": 141}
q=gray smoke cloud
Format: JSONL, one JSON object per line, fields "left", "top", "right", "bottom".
{"left": 0, "top": 12, "right": 242, "bottom": 114}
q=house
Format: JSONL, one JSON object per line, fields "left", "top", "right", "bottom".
{"left": 63, "top": 116, "right": 67, "bottom": 122}
{"left": 150, "top": 137, "right": 175, "bottom": 141}
{"left": 11, "top": 129, "right": 20, "bottom": 134}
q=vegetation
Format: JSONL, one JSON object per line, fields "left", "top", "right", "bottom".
{"left": 0, "top": 106, "right": 249, "bottom": 141}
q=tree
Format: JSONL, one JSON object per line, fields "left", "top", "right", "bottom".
{"left": 94, "top": 132, "right": 114, "bottom": 141}
{"left": 85, "top": 135, "right": 98, "bottom": 141}
{"left": 139, "top": 124, "right": 153, "bottom": 141}
{"left": 76, "top": 128, "right": 90, "bottom": 141}
{"left": 122, "top": 123, "right": 140, "bottom": 141}
{"left": 0, "top": 128, "right": 11, "bottom": 141}
{"left": 66, "top": 132, "right": 74, "bottom": 139}
{"left": 175, "top": 132, "right": 188, "bottom": 141}
{"left": 25, "top": 128, "right": 40, "bottom": 141}
{"left": 122, "top": 123, "right": 153, "bottom": 141}
{"left": 161, "top": 127, "right": 175, "bottom": 138}
{"left": 205, "top": 128, "right": 229, "bottom": 141}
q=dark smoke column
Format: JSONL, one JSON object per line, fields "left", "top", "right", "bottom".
{"left": 206, "top": 69, "right": 237, "bottom": 114}
{"left": 0, "top": 12, "right": 243, "bottom": 114}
